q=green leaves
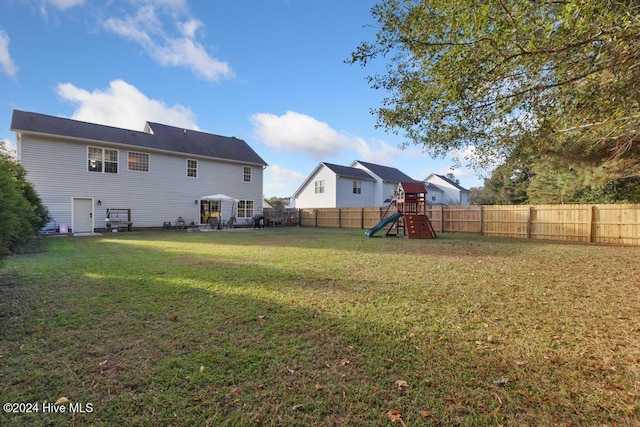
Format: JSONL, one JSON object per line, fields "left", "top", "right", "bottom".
{"left": 0, "top": 145, "right": 41, "bottom": 259}
{"left": 350, "top": 0, "right": 640, "bottom": 178}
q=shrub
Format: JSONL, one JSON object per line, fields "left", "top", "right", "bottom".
{"left": 0, "top": 142, "right": 50, "bottom": 261}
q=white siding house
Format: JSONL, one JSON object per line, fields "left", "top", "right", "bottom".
{"left": 351, "top": 160, "right": 416, "bottom": 205}
{"left": 424, "top": 174, "right": 470, "bottom": 205}
{"left": 293, "top": 162, "right": 377, "bottom": 208}
{"left": 424, "top": 183, "right": 445, "bottom": 204}
{"left": 11, "top": 110, "right": 268, "bottom": 232}
{"left": 294, "top": 161, "right": 417, "bottom": 208}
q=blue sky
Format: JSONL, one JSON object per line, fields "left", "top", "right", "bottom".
{"left": 0, "top": 0, "right": 485, "bottom": 197}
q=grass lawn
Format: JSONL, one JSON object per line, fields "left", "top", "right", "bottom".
{"left": 1, "top": 227, "right": 639, "bottom": 426}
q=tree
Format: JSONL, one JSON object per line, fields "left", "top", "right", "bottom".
{"left": 444, "top": 172, "right": 459, "bottom": 185}
{"left": 349, "top": 0, "right": 640, "bottom": 183}
{"left": 266, "top": 197, "right": 287, "bottom": 211}
{"left": 484, "top": 166, "right": 530, "bottom": 205}
{"left": 468, "top": 186, "right": 496, "bottom": 205}
{"left": 0, "top": 141, "right": 49, "bottom": 261}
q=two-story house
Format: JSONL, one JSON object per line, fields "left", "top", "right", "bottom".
{"left": 11, "top": 110, "right": 268, "bottom": 232}
{"left": 424, "top": 173, "right": 470, "bottom": 205}
{"left": 293, "top": 160, "right": 417, "bottom": 208}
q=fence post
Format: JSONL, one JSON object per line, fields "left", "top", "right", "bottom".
{"left": 526, "top": 206, "right": 532, "bottom": 239}
{"left": 338, "top": 208, "right": 342, "bottom": 228}
{"left": 588, "top": 205, "right": 595, "bottom": 242}
{"left": 314, "top": 209, "right": 318, "bottom": 228}
{"left": 440, "top": 205, "right": 444, "bottom": 232}
{"left": 361, "top": 208, "right": 364, "bottom": 229}
{"left": 479, "top": 205, "right": 484, "bottom": 235}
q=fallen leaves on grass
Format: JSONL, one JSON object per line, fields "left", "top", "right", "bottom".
{"left": 54, "top": 396, "right": 69, "bottom": 405}
{"left": 387, "top": 409, "right": 407, "bottom": 426}
{"left": 395, "top": 380, "right": 408, "bottom": 389}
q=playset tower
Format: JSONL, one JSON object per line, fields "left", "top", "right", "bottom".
{"left": 365, "top": 182, "right": 436, "bottom": 239}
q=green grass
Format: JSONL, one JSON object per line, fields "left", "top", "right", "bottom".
{"left": 1, "top": 228, "right": 639, "bottom": 426}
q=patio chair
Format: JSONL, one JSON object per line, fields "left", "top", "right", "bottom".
{"left": 227, "top": 216, "right": 236, "bottom": 229}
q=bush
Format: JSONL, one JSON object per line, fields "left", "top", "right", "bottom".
{"left": 0, "top": 143, "right": 50, "bottom": 261}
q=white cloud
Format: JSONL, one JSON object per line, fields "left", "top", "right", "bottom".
{"left": 130, "top": 0, "right": 187, "bottom": 10}
{"left": 264, "top": 164, "right": 306, "bottom": 195}
{"left": 352, "top": 137, "right": 398, "bottom": 164}
{"left": 1, "top": 136, "right": 17, "bottom": 157}
{"left": 250, "top": 111, "right": 347, "bottom": 159}
{"left": 264, "top": 165, "right": 305, "bottom": 194}
{"left": 56, "top": 79, "right": 198, "bottom": 131}
{"left": 250, "top": 110, "right": 398, "bottom": 162}
{"left": 0, "top": 30, "right": 18, "bottom": 78}
{"left": 178, "top": 18, "right": 201, "bottom": 39}
{"left": 103, "top": 6, "right": 233, "bottom": 82}
{"left": 46, "top": 0, "right": 85, "bottom": 10}
{"left": 267, "top": 164, "right": 306, "bottom": 182}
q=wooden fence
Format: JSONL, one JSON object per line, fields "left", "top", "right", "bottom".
{"left": 290, "top": 204, "right": 640, "bottom": 246}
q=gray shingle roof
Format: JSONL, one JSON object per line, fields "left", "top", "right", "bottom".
{"left": 354, "top": 160, "right": 416, "bottom": 182}
{"left": 10, "top": 110, "right": 267, "bottom": 166}
{"left": 425, "top": 182, "right": 443, "bottom": 192}
{"left": 322, "top": 162, "right": 375, "bottom": 180}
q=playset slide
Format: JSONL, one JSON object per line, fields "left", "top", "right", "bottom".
{"left": 365, "top": 212, "right": 403, "bottom": 237}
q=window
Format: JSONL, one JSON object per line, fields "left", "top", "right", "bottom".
{"left": 353, "top": 180, "right": 362, "bottom": 194}
{"left": 243, "top": 166, "right": 252, "bottom": 182}
{"left": 237, "top": 200, "right": 254, "bottom": 218}
{"left": 128, "top": 151, "right": 149, "bottom": 172}
{"left": 187, "top": 159, "right": 198, "bottom": 177}
{"left": 88, "top": 147, "right": 118, "bottom": 174}
{"left": 315, "top": 180, "right": 325, "bottom": 194}
{"left": 431, "top": 196, "right": 437, "bottom": 201}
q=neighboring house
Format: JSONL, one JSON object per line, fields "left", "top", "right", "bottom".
{"left": 294, "top": 162, "right": 376, "bottom": 208}
{"left": 350, "top": 160, "right": 416, "bottom": 205}
{"left": 11, "top": 110, "right": 268, "bottom": 232}
{"left": 424, "top": 173, "right": 470, "bottom": 205}
{"left": 424, "top": 182, "right": 445, "bottom": 204}
{"left": 293, "top": 160, "right": 417, "bottom": 208}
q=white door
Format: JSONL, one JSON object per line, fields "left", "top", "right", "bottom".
{"left": 72, "top": 198, "right": 93, "bottom": 233}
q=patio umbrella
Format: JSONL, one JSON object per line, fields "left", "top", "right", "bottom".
{"left": 199, "top": 194, "right": 239, "bottom": 225}
{"left": 200, "top": 194, "right": 239, "bottom": 203}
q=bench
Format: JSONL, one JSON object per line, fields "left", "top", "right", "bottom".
{"left": 106, "top": 208, "right": 133, "bottom": 232}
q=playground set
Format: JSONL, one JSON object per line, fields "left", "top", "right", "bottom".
{"left": 365, "top": 182, "right": 437, "bottom": 239}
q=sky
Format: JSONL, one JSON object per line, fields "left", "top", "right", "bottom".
{"left": 0, "top": 0, "right": 486, "bottom": 198}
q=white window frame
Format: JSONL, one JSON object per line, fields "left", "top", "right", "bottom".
{"left": 237, "top": 200, "right": 254, "bottom": 218}
{"left": 128, "top": 151, "right": 150, "bottom": 172}
{"left": 187, "top": 159, "right": 198, "bottom": 178}
{"left": 353, "top": 180, "right": 362, "bottom": 194}
{"left": 315, "top": 180, "right": 325, "bottom": 194}
{"left": 87, "top": 146, "right": 118, "bottom": 174}
{"left": 243, "top": 166, "right": 252, "bottom": 183}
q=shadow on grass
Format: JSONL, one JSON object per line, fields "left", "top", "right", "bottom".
{"left": 1, "top": 234, "right": 637, "bottom": 426}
